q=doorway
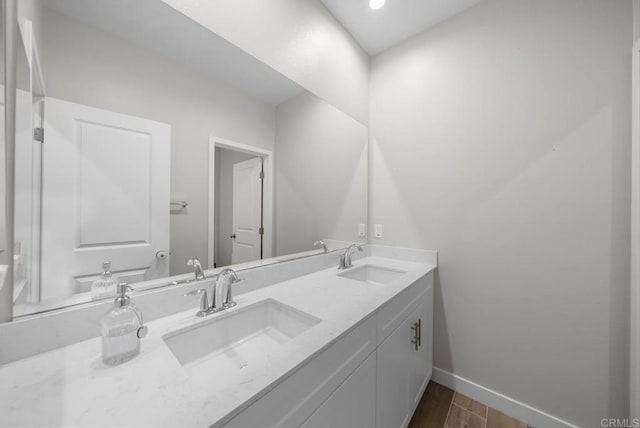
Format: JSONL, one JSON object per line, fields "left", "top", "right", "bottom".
{"left": 208, "top": 137, "right": 273, "bottom": 269}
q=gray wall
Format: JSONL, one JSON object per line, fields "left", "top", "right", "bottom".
{"left": 214, "top": 148, "right": 257, "bottom": 268}
{"left": 369, "top": 0, "right": 631, "bottom": 425}
{"left": 42, "top": 8, "right": 275, "bottom": 276}
{"left": 275, "top": 92, "right": 368, "bottom": 256}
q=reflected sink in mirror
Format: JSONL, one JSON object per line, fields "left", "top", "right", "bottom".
{"left": 163, "top": 299, "right": 321, "bottom": 367}
{"left": 337, "top": 265, "right": 407, "bottom": 286}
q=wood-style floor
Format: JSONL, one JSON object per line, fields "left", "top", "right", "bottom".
{"left": 408, "top": 382, "right": 528, "bottom": 428}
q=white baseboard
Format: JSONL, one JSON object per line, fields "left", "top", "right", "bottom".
{"left": 432, "top": 367, "right": 578, "bottom": 428}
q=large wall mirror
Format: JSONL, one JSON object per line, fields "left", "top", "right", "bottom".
{"left": 7, "top": 0, "right": 368, "bottom": 318}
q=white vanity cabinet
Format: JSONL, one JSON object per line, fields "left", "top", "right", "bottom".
{"left": 377, "top": 275, "right": 434, "bottom": 428}
{"left": 221, "top": 272, "right": 434, "bottom": 428}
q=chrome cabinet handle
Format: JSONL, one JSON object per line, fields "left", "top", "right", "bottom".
{"left": 410, "top": 321, "right": 419, "bottom": 351}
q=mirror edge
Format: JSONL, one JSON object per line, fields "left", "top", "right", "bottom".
{"left": 1, "top": 0, "right": 17, "bottom": 323}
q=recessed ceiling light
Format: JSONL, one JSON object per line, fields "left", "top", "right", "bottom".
{"left": 369, "top": 0, "right": 385, "bottom": 10}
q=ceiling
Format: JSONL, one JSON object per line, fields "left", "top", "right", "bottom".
{"left": 44, "top": 0, "right": 304, "bottom": 105}
{"left": 320, "top": 0, "right": 481, "bottom": 56}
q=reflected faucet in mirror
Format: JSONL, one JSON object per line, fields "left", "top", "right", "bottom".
{"left": 313, "top": 240, "right": 329, "bottom": 253}
{"left": 187, "top": 258, "right": 205, "bottom": 281}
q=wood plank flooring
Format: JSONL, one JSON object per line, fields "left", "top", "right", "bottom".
{"left": 408, "top": 381, "right": 528, "bottom": 428}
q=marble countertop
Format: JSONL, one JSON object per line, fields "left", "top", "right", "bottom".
{"left": 0, "top": 256, "right": 435, "bottom": 427}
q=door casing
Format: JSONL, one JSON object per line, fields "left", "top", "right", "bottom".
{"left": 208, "top": 136, "right": 274, "bottom": 269}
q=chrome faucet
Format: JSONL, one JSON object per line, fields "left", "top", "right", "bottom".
{"left": 187, "top": 257, "right": 205, "bottom": 280}
{"left": 313, "top": 240, "right": 329, "bottom": 253}
{"left": 184, "top": 268, "right": 242, "bottom": 317}
{"left": 338, "top": 244, "right": 363, "bottom": 270}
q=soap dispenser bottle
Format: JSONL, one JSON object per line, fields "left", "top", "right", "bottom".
{"left": 101, "top": 283, "right": 148, "bottom": 366}
{"left": 91, "top": 261, "right": 118, "bottom": 300}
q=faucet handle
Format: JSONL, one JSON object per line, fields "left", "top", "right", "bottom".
{"left": 217, "top": 269, "right": 241, "bottom": 308}
{"left": 185, "top": 289, "right": 209, "bottom": 316}
{"left": 338, "top": 254, "right": 347, "bottom": 270}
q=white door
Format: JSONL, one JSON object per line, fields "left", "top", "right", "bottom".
{"left": 409, "top": 289, "right": 434, "bottom": 409}
{"left": 231, "top": 157, "right": 263, "bottom": 264}
{"left": 377, "top": 317, "right": 411, "bottom": 428}
{"left": 41, "top": 97, "right": 171, "bottom": 300}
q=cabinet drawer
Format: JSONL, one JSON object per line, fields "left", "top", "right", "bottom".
{"left": 377, "top": 272, "right": 433, "bottom": 345}
{"left": 222, "top": 315, "right": 376, "bottom": 428}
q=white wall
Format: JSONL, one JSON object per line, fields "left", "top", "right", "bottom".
{"left": 370, "top": 0, "right": 631, "bottom": 425}
{"left": 42, "top": 9, "right": 275, "bottom": 277}
{"left": 634, "top": 0, "right": 640, "bottom": 44}
{"left": 275, "top": 92, "right": 368, "bottom": 256}
{"left": 214, "top": 148, "right": 257, "bottom": 268}
{"left": 160, "top": 0, "right": 370, "bottom": 125}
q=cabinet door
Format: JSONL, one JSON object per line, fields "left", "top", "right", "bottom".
{"left": 408, "top": 287, "right": 434, "bottom": 410}
{"left": 302, "top": 352, "right": 376, "bottom": 428}
{"left": 377, "top": 316, "right": 412, "bottom": 428}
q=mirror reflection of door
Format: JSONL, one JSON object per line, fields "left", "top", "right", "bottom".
{"left": 214, "top": 148, "right": 263, "bottom": 267}
{"left": 40, "top": 98, "right": 171, "bottom": 300}
{"left": 232, "top": 157, "right": 263, "bottom": 264}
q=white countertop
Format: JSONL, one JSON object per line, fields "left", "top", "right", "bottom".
{"left": 0, "top": 256, "right": 435, "bottom": 428}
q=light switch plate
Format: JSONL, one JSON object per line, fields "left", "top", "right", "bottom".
{"left": 375, "top": 224, "right": 383, "bottom": 238}
{"left": 358, "top": 223, "right": 366, "bottom": 237}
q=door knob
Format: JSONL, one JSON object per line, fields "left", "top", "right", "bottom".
{"left": 230, "top": 233, "right": 236, "bottom": 239}
{"left": 156, "top": 250, "right": 168, "bottom": 260}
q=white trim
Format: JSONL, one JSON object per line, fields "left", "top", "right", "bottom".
{"left": 432, "top": 367, "right": 578, "bottom": 428}
{"left": 207, "top": 136, "right": 274, "bottom": 269}
{"left": 13, "top": 19, "right": 44, "bottom": 305}
{"left": 632, "top": 40, "right": 640, "bottom": 420}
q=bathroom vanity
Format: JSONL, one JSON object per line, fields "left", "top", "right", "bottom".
{"left": 0, "top": 249, "right": 436, "bottom": 428}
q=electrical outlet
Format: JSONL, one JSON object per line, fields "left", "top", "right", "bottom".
{"left": 358, "top": 223, "right": 366, "bottom": 237}
{"left": 375, "top": 224, "right": 383, "bottom": 238}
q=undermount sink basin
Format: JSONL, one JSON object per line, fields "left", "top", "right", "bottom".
{"left": 337, "top": 264, "right": 407, "bottom": 285}
{"left": 163, "top": 299, "right": 321, "bottom": 367}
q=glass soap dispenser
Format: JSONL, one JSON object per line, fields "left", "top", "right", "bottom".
{"left": 91, "top": 261, "right": 118, "bottom": 300}
{"left": 101, "top": 283, "right": 148, "bottom": 366}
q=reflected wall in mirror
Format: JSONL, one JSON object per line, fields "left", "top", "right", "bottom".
{"left": 0, "top": 0, "right": 6, "bottom": 317}
{"left": 10, "top": 0, "right": 368, "bottom": 317}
